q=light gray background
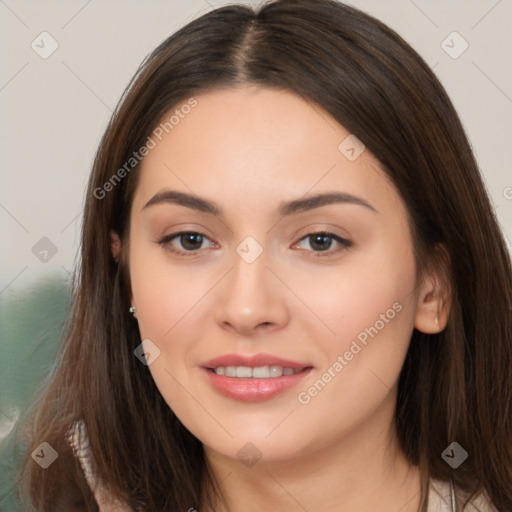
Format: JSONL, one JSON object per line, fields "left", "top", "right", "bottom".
{"left": 0, "top": 0, "right": 511, "bottom": 434}
{"left": 1, "top": 0, "right": 511, "bottom": 290}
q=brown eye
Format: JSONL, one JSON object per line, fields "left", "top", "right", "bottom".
{"left": 158, "top": 231, "right": 214, "bottom": 255}
{"left": 295, "top": 232, "right": 352, "bottom": 257}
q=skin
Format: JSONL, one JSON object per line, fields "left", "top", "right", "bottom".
{"left": 119, "top": 85, "right": 450, "bottom": 512}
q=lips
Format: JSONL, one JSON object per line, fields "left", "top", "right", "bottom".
{"left": 201, "top": 353, "right": 313, "bottom": 402}
{"left": 202, "top": 353, "right": 310, "bottom": 370}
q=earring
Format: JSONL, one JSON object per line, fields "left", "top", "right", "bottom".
{"left": 129, "top": 306, "right": 136, "bottom": 314}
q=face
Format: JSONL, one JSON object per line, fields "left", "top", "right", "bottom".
{"left": 127, "top": 85, "right": 424, "bottom": 465}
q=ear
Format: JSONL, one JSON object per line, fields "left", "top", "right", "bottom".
{"left": 110, "top": 230, "right": 136, "bottom": 314}
{"left": 110, "top": 230, "right": 122, "bottom": 263}
{"left": 414, "top": 246, "right": 451, "bottom": 334}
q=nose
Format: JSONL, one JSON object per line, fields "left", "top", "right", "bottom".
{"left": 215, "top": 248, "right": 290, "bottom": 336}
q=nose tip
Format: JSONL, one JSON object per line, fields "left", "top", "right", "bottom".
{"left": 218, "top": 295, "right": 282, "bottom": 336}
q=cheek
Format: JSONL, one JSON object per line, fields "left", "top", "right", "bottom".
{"left": 294, "top": 300, "right": 415, "bottom": 448}
{"left": 289, "top": 243, "right": 417, "bottom": 353}
{"left": 292, "top": 241, "right": 418, "bottom": 408}
{"left": 128, "top": 244, "right": 220, "bottom": 410}
{"left": 129, "top": 244, "right": 215, "bottom": 341}
{"left": 296, "top": 244, "right": 417, "bottom": 409}
{"left": 128, "top": 246, "right": 212, "bottom": 424}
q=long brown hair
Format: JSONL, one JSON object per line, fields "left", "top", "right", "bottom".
{"left": 18, "top": 0, "right": 512, "bottom": 510}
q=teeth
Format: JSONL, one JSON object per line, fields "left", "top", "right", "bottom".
{"left": 252, "top": 366, "right": 270, "bottom": 378}
{"left": 236, "top": 366, "right": 253, "bottom": 378}
{"left": 270, "top": 365, "right": 283, "bottom": 377}
{"left": 225, "top": 366, "right": 237, "bottom": 377}
{"left": 213, "top": 365, "right": 303, "bottom": 378}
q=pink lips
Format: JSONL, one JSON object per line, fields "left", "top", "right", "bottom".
{"left": 201, "top": 353, "right": 313, "bottom": 402}
{"left": 202, "top": 353, "right": 309, "bottom": 370}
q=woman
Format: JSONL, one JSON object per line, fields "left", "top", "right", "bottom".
{"left": 19, "top": 0, "right": 512, "bottom": 510}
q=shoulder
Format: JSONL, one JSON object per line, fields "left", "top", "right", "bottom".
{"left": 67, "top": 421, "right": 132, "bottom": 512}
{"left": 428, "top": 479, "right": 498, "bottom": 512}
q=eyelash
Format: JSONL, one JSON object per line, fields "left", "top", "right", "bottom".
{"left": 157, "top": 230, "right": 352, "bottom": 258}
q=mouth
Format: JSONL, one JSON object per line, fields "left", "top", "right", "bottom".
{"left": 206, "top": 365, "right": 308, "bottom": 378}
{"left": 201, "top": 353, "right": 314, "bottom": 401}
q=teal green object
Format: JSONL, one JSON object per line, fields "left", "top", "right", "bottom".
{"left": 0, "top": 274, "right": 70, "bottom": 511}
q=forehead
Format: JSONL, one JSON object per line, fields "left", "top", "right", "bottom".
{"left": 132, "top": 85, "right": 402, "bottom": 216}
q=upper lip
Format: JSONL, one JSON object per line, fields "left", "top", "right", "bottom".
{"left": 202, "top": 353, "right": 312, "bottom": 370}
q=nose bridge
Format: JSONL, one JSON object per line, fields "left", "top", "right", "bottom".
{"left": 215, "top": 236, "right": 288, "bottom": 333}
{"left": 228, "top": 239, "right": 273, "bottom": 309}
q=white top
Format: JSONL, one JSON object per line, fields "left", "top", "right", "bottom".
{"left": 428, "top": 478, "right": 498, "bottom": 512}
{"left": 67, "top": 422, "right": 498, "bottom": 512}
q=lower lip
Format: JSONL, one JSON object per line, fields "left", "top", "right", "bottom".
{"left": 201, "top": 367, "right": 313, "bottom": 402}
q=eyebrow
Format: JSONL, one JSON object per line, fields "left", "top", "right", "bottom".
{"left": 142, "top": 190, "right": 377, "bottom": 216}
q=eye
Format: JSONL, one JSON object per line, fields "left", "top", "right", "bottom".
{"left": 294, "top": 231, "right": 352, "bottom": 257}
{"left": 158, "top": 231, "right": 215, "bottom": 255}
{"left": 157, "top": 230, "right": 351, "bottom": 258}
